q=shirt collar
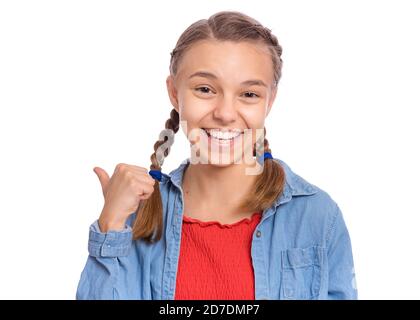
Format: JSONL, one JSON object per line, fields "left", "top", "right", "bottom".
{"left": 161, "top": 157, "right": 318, "bottom": 207}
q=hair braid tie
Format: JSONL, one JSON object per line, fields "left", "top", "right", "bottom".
{"left": 149, "top": 170, "right": 162, "bottom": 181}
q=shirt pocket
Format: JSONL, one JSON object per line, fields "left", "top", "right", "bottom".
{"left": 280, "top": 246, "right": 325, "bottom": 300}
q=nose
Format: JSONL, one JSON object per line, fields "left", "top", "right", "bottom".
{"left": 213, "top": 98, "right": 238, "bottom": 124}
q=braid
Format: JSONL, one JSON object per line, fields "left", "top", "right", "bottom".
{"left": 240, "top": 126, "right": 285, "bottom": 213}
{"left": 252, "top": 127, "right": 270, "bottom": 157}
{"left": 150, "top": 109, "right": 180, "bottom": 170}
{"left": 133, "top": 108, "right": 180, "bottom": 243}
{"left": 263, "top": 127, "right": 272, "bottom": 154}
{"left": 251, "top": 24, "right": 283, "bottom": 87}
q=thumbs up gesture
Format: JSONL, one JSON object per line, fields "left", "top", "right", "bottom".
{"left": 93, "top": 163, "right": 156, "bottom": 232}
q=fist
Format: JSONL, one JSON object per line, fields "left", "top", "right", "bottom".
{"left": 93, "top": 163, "right": 156, "bottom": 232}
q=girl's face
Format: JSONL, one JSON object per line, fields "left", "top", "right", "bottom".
{"left": 166, "top": 40, "right": 277, "bottom": 167}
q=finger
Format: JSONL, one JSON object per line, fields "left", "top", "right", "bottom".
{"left": 131, "top": 165, "right": 149, "bottom": 173}
{"left": 138, "top": 191, "right": 155, "bottom": 200}
{"left": 134, "top": 174, "right": 156, "bottom": 187}
{"left": 131, "top": 168, "right": 155, "bottom": 183}
{"left": 116, "top": 164, "right": 148, "bottom": 174}
{"left": 93, "top": 166, "right": 110, "bottom": 197}
{"left": 136, "top": 183, "right": 155, "bottom": 196}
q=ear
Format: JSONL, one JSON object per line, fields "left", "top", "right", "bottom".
{"left": 265, "top": 86, "right": 278, "bottom": 117}
{"left": 166, "top": 75, "right": 179, "bottom": 113}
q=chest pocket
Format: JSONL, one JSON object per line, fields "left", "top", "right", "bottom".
{"left": 281, "top": 246, "right": 324, "bottom": 300}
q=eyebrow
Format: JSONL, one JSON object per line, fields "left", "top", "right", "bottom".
{"left": 188, "top": 71, "right": 268, "bottom": 88}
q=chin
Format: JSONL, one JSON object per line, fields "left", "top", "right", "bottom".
{"left": 189, "top": 134, "right": 254, "bottom": 166}
{"left": 207, "top": 159, "right": 235, "bottom": 167}
{"left": 200, "top": 150, "right": 244, "bottom": 167}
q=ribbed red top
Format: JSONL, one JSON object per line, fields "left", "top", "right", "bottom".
{"left": 174, "top": 211, "right": 262, "bottom": 300}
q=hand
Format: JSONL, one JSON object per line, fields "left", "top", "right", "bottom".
{"left": 93, "top": 163, "right": 156, "bottom": 232}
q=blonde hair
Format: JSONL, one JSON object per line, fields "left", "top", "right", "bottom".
{"left": 133, "top": 10, "right": 285, "bottom": 242}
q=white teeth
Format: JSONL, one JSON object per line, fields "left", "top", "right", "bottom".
{"left": 204, "top": 129, "right": 242, "bottom": 140}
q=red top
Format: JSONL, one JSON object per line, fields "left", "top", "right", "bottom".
{"left": 174, "top": 211, "right": 262, "bottom": 300}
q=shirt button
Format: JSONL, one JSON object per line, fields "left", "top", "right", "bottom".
{"left": 256, "top": 230, "right": 262, "bottom": 238}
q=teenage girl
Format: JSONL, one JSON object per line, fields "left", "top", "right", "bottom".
{"left": 76, "top": 11, "right": 357, "bottom": 300}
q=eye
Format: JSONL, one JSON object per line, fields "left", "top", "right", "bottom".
{"left": 194, "top": 86, "right": 213, "bottom": 94}
{"left": 243, "top": 92, "right": 260, "bottom": 98}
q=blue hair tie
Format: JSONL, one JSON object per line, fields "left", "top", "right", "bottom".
{"left": 264, "top": 152, "right": 273, "bottom": 160}
{"left": 149, "top": 170, "right": 162, "bottom": 182}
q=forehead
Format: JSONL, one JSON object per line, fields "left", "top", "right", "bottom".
{"left": 176, "top": 40, "right": 273, "bottom": 84}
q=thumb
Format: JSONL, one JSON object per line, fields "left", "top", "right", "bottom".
{"left": 93, "top": 166, "right": 110, "bottom": 197}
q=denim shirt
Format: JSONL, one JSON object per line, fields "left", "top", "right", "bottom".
{"left": 76, "top": 157, "right": 358, "bottom": 300}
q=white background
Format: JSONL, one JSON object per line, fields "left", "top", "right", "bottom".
{"left": 0, "top": 0, "right": 419, "bottom": 299}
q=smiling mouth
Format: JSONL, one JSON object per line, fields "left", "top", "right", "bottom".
{"left": 201, "top": 128, "right": 244, "bottom": 141}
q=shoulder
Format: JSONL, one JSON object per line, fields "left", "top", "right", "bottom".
{"left": 275, "top": 158, "right": 339, "bottom": 209}
{"left": 272, "top": 158, "right": 343, "bottom": 243}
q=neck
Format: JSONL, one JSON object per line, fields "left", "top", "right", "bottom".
{"left": 182, "top": 158, "right": 259, "bottom": 218}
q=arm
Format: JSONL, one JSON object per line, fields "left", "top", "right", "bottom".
{"left": 76, "top": 220, "right": 137, "bottom": 300}
{"left": 79, "top": 163, "right": 157, "bottom": 299}
{"left": 326, "top": 204, "right": 358, "bottom": 299}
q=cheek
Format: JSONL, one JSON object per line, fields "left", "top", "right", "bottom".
{"left": 239, "top": 106, "right": 266, "bottom": 149}
{"left": 240, "top": 107, "right": 266, "bottom": 130}
{"left": 178, "top": 93, "right": 213, "bottom": 123}
{"left": 177, "top": 95, "right": 211, "bottom": 141}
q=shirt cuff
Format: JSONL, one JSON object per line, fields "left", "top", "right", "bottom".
{"left": 87, "top": 220, "right": 133, "bottom": 258}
